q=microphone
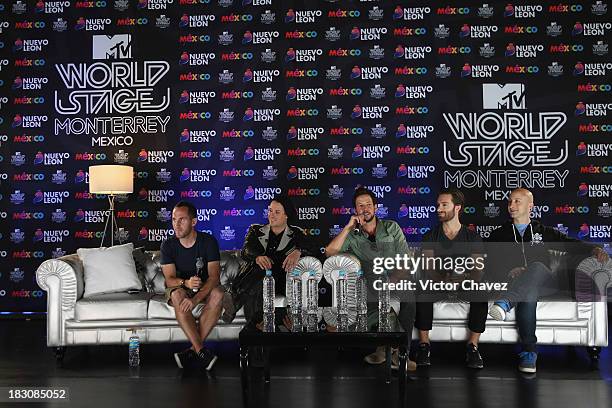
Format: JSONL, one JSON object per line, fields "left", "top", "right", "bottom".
{"left": 194, "top": 257, "right": 204, "bottom": 292}
{"left": 353, "top": 218, "right": 361, "bottom": 235}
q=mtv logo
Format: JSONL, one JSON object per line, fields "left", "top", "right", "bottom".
{"left": 482, "top": 83, "right": 525, "bottom": 110}
{"left": 92, "top": 34, "right": 132, "bottom": 60}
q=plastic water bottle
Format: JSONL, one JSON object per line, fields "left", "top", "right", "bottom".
{"left": 336, "top": 270, "right": 349, "bottom": 332}
{"left": 306, "top": 270, "right": 319, "bottom": 332}
{"left": 263, "top": 269, "right": 275, "bottom": 332}
{"left": 355, "top": 270, "right": 368, "bottom": 332}
{"left": 290, "top": 269, "right": 303, "bottom": 332}
{"left": 128, "top": 330, "right": 140, "bottom": 367}
{"left": 378, "top": 271, "right": 391, "bottom": 332}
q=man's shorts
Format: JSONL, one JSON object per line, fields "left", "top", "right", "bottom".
{"left": 164, "top": 285, "right": 206, "bottom": 318}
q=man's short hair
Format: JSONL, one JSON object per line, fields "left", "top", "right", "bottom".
{"left": 174, "top": 200, "right": 197, "bottom": 219}
{"left": 438, "top": 188, "right": 465, "bottom": 209}
{"left": 353, "top": 187, "right": 377, "bottom": 208}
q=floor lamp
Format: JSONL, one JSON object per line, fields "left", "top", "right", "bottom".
{"left": 89, "top": 165, "right": 134, "bottom": 247}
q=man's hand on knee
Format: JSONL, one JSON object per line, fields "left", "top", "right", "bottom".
{"left": 509, "top": 267, "right": 526, "bottom": 279}
{"left": 179, "top": 297, "right": 195, "bottom": 313}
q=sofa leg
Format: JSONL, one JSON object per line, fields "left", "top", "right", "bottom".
{"left": 55, "top": 347, "right": 66, "bottom": 367}
{"left": 586, "top": 347, "right": 601, "bottom": 370}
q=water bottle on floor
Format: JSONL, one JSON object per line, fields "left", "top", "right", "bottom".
{"left": 336, "top": 270, "right": 348, "bottom": 332}
{"left": 290, "top": 269, "right": 303, "bottom": 333}
{"left": 263, "top": 269, "right": 275, "bottom": 332}
{"left": 355, "top": 270, "right": 368, "bottom": 332}
{"left": 128, "top": 329, "right": 140, "bottom": 367}
{"left": 306, "top": 270, "right": 319, "bottom": 332}
{"left": 378, "top": 271, "right": 391, "bottom": 332}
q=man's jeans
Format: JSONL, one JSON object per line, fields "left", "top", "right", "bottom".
{"left": 504, "top": 262, "right": 557, "bottom": 352}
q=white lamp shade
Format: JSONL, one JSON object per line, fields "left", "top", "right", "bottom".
{"left": 89, "top": 165, "right": 134, "bottom": 194}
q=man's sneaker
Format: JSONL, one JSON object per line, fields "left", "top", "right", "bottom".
{"left": 489, "top": 299, "right": 512, "bottom": 321}
{"left": 174, "top": 348, "right": 196, "bottom": 369}
{"left": 221, "top": 291, "right": 237, "bottom": 323}
{"left": 390, "top": 349, "right": 417, "bottom": 371}
{"left": 196, "top": 348, "right": 218, "bottom": 371}
{"left": 518, "top": 351, "right": 537, "bottom": 373}
{"left": 465, "top": 343, "right": 484, "bottom": 369}
{"left": 415, "top": 342, "right": 431, "bottom": 366}
{"left": 364, "top": 346, "right": 386, "bottom": 365}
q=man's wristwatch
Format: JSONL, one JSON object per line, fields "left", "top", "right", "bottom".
{"left": 180, "top": 279, "right": 186, "bottom": 289}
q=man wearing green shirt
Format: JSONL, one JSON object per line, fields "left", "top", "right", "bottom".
{"left": 325, "top": 187, "right": 416, "bottom": 369}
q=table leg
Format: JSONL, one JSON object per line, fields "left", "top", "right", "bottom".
{"left": 385, "top": 345, "right": 392, "bottom": 384}
{"left": 240, "top": 346, "right": 249, "bottom": 392}
{"left": 398, "top": 345, "right": 408, "bottom": 402}
{"left": 263, "top": 347, "right": 271, "bottom": 383}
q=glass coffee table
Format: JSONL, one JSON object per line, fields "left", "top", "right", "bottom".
{"left": 238, "top": 322, "right": 411, "bottom": 398}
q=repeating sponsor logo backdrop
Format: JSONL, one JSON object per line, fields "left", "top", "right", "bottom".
{"left": 0, "top": 0, "right": 611, "bottom": 311}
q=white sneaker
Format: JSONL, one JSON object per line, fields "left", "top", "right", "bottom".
{"left": 488, "top": 304, "right": 507, "bottom": 321}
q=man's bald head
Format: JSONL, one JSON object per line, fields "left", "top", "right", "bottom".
{"left": 510, "top": 188, "right": 534, "bottom": 203}
{"left": 508, "top": 188, "right": 534, "bottom": 223}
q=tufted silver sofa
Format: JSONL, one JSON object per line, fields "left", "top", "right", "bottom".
{"left": 36, "top": 250, "right": 251, "bottom": 363}
{"left": 36, "top": 249, "right": 610, "bottom": 366}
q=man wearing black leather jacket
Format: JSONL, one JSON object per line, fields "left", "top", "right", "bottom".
{"left": 221, "top": 195, "right": 318, "bottom": 327}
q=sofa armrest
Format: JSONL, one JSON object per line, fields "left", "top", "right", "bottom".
{"left": 35, "top": 254, "right": 83, "bottom": 346}
{"left": 574, "top": 256, "right": 611, "bottom": 346}
{"left": 575, "top": 256, "right": 612, "bottom": 303}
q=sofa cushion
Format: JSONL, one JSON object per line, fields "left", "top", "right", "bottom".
{"left": 133, "top": 248, "right": 165, "bottom": 294}
{"left": 220, "top": 250, "right": 241, "bottom": 287}
{"left": 147, "top": 294, "right": 205, "bottom": 319}
{"left": 78, "top": 243, "right": 143, "bottom": 298}
{"left": 132, "top": 247, "right": 153, "bottom": 292}
{"left": 431, "top": 299, "right": 578, "bottom": 322}
{"left": 75, "top": 293, "right": 151, "bottom": 321}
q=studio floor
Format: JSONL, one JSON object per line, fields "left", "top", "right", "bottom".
{"left": 1, "top": 319, "right": 611, "bottom": 408}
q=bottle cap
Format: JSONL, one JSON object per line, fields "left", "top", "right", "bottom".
{"left": 338, "top": 270, "right": 346, "bottom": 277}
{"left": 309, "top": 270, "right": 316, "bottom": 277}
{"left": 265, "top": 269, "right": 272, "bottom": 276}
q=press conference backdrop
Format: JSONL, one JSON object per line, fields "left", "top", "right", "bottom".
{"left": 0, "top": 1, "right": 610, "bottom": 311}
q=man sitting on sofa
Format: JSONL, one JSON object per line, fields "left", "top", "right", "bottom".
{"left": 161, "top": 200, "right": 224, "bottom": 371}
{"left": 487, "top": 188, "right": 608, "bottom": 373}
{"left": 416, "top": 188, "right": 487, "bottom": 369}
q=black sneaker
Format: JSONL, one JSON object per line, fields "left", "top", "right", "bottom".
{"left": 221, "top": 291, "right": 237, "bottom": 323}
{"left": 174, "top": 348, "right": 196, "bottom": 369}
{"left": 466, "top": 343, "right": 484, "bottom": 369}
{"left": 196, "top": 348, "right": 218, "bottom": 371}
{"left": 416, "top": 342, "right": 431, "bottom": 366}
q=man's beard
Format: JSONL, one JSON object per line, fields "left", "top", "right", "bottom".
{"left": 362, "top": 212, "right": 375, "bottom": 223}
{"left": 437, "top": 211, "right": 454, "bottom": 223}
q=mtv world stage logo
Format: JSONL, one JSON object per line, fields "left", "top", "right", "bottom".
{"left": 442, "top": 83, "right": 568, "bottom": 199}
{"left": 53, "top": 35, "right": 170, "bottom": 139}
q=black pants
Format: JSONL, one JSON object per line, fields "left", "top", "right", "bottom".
{"left": 503, "top": 262, "right": 557, "bottom": 352}
{"left": 415, "top": 295, "right": 488, "bottom": 334}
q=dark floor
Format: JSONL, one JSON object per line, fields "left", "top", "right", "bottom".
{"left": 1, "top": 319, "right": 611, "bottom": 408}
